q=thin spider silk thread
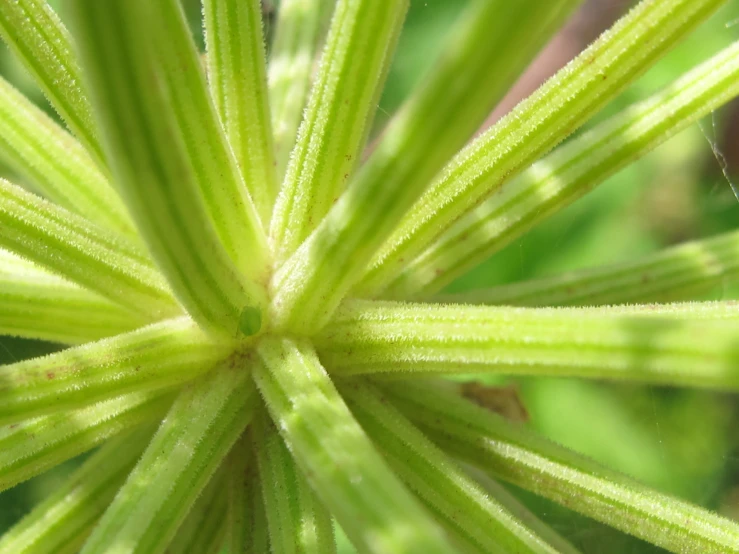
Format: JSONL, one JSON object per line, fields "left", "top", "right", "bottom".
{"left": 698, "top": 112, "right": 739, "bottom": 202}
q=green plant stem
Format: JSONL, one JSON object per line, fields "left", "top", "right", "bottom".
{"left": 253, "top": 336, "right": 453, "bottom": 554}
{"left": 80, "top": 366, "right": 257, "bottom": 554}
{"left": 270, "top": 0, "right": 408, "bottom": 262}
{"left": 69, "top": 0, "right": 269, "bottom": 337}
{"left": 460, "top": 464, "right": 581, "bottom": 554}
{"left": 358, "top": 0, "right": 728, "bottom": 297}
{"left": 0, "top": 0, "right": 104, "bottom": 165}
{"left": 436, "top": 231, "right": 739, "bottom": 307}
{"left": 0, "top": 179, "right": 178, "bottom": 320}
{"left": 254, "top": 409, "right": 336, "bottom": 554}
{"left": 271, "top": 0, "right": 580, "bottom": 334}
{"left": 317, "top": 300, "right": 739, "bottom": 389}
{"left": 0, "top": 317, "right": 228, "bottom": 426}
{"left": 203, "top": 0, "right": 277, "bottom": 227}
{"left": 0, "top": 427, "right": 154, "bottom": 554}
{"left": 0, "top": 249, "right": 145, "bottom": 343}
{"left": 269, "top": 0, "right": 332, "bottom": 178}
{"left": 387, "top": 41, "right": 739, "bottom": 298}
{"left": 167, "top": 467, "right": 228, "bottom": 554}
{"left": 340, "top": 380, "right": 570, "bottom": 554}
{"left": 0, "top": 75, "right": 134, "bottom": 236}
{"left": 385, "top": 380, "right": 739, "bottom": 554}
{"left": 226, "top": 432, "right": 270, "bottom": 554}
{"left": 0, "top": 390, "right": 172, "bottom": 493}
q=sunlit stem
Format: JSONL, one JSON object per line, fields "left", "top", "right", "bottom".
{"left": 0, "top": 249, "right": 146, "bottom": 344}
{"left": 0, "top": 426, "right": 154, "bottom": 554}
{"left": 435, "top": 231, "right": 739, "bottom": 307}
{"left": 318, "top": 300, "right": 739, "bottom": 389}
{"left": 271, "top": 0, "right": 579, "bottom": 334}
{"left": 387, "top": 41, "right": 739, "bottom": 298}
{"left": 358, "top": 0, "right": 728, "bottom": 297}
{"left": 254, "top": 409, "right": 336, "bottom": 554}
{"left": 0, "top": 391, "right": 172, "bottom": 493}
{"left": 226, "top": 431, "right": 270, "bottom": 554}
{"left": 167, "top": 466, "right": 228, "bottom": 554}
{"left": 253, "top": 336, "right": 453, "bottom": 554}
{"left": 385, "top": 380, "right": 739, "bottom": 554}
{"left": 270, "top": 0, "right": 408, "bottom": 262}
{"left": 80, "top": 366, "right": 257, "bottom": 554}
{"left": 0, "top": 317, "right": 228, "bottom": 426}
{"left": 269, "top": 0, "right": 333, "bottom": 179}
{"left": 0, "top": 0, "right": 104, "bottom": 165}
{"left": 340, "top": 380, "right": 573, "bottom": 554}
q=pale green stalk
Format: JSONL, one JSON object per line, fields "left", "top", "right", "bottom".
{"left": 269, "top": 0, "right": 332, "bottom": 178}
{"left": 255, "top": 409, "right": 300, "bottom": 554}
{"left": 460, "top": 465, "right": 581, "bottom": 554}
{"left": 0, "top": 0, "right": 103, "bottom": 164}
{"left": 0, "top": 249, "right": 145, "bottom": 343}
{"left": 0, "top": 391, "right": 172, "bottom": 492}
{"left": 203, "top": 0, "right": 277, "bottom": 226}
{"left": 253, "top": 336, "right": 453, "bottom": 554}
{"left": 254, "top": 409, "right": 336, "bottom": 554}
{"left": 69, "top": 0, "right": 269, "bottom": 337}
{"left": 270, "top": 0, "right": 408, "bottom": 262}
{"left": 0, "top": 317, "right": 228, "bottom": 425}
{"left": 0, "top": 76, "right": 134, "bottom": 236}
{"left": 141, "top": 0, "right": 269, "bottom": 277}
{"left": 271, "top": 0, "right": 580, "bottom": 334}
{"left": 358, "top": 0, "right": 729, "bottom": 296}
{"left": 437, "top": 231, "right": 739, "bottom": 307}
{"left": 388, "top": 42, "right": 739, "bottom": 298}
{"left": 226, "top": 432, "right": 270, "bottom": 554}
{"left": 548, "top": 301, "right": 739, "bottom": 320}
{"left": 249, "top": 483, "right": 270, "bottom": 554}
{"left": 81, "top": 366, "right": 257, "bottom": 554}
{"left": 0, "top": 427, "right": 154, "bottom": 554}
{"left": 317, "top": 300, "right": 739, "bottom": 388}
{"left": 386, "top": 380, "right": 739, "bottom": 554}
{"left": 293, "top": 471, "right": 336, "bottom": 554}
{"left": 340, "top": 380, "right": 570, "bottom": 554}
{"left": 167, "top": 467, "right": 228, "bottom": 554}
{"left": 0, "top": 180, "right": 178, "bottom": 319}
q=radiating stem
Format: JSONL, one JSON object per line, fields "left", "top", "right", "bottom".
{"left": 340, "top": 380, "right": 571, "bottom": 554}
{"left": 0, "top": 76, "right": 134, "bottom": 236}
{"left": 388, "top": 41, "right": 739, "bottom": 298}
{"left": 270, "top": 0, "right": 408, "bottom": 262}
{"left": 167, "top": 466, "right": 228, "bottom": 554}
{"left": 0, "top": 249, "right": 145, "bottom": 344}
{"left": 271, "top": 0, "right": 580, "bottom": 334}
{"left": 269, "top": 0, "right": 333, "bottom": 179}
{"left": 358, "top": 0, "right": 728, "bottom": 296}
{"left": 460, "top": 464, "right": 581, "bottom": 554}
{"left": 254, "top": 409, "right": 335, "bottom": 554}
{"left": 0, "top": 317, "right": 228, "bottom": 426}
{"left": 80, "top": 366, "right": 257, "bottom": 554}
{"left": 226, "top": 431, "right": 270, "bottom": 554}
{"left": 317, "top": 300, "right": 739, "bottom": 389}
{"left": 203, "top": 0, "right": 277, "bottom": 227}
{"left": 385, "top": 380, "right": 739, "bottom": 554}
{"left": 253, "top": 336, "right": 453, "bottom": 554}
{"left": 436, "top": 231, "right": 739, "bottom": 307}
{"left": 0, "top": 391, "right": 172, "bottom": 492}
{"left": 69, "top": 0, "right": 269, "bottom": 337}
{"left": 0, "top": 426, "right": 154, "bottom": 554}
{"left": 0, "top": 0, "right": 104, "bottom": 164}
{"left": 0, "top": 179, "right": 178, "bottom": 320}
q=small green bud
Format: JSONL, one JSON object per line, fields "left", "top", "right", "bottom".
{"left": 238, "top": 306, "right": 262, "bottom": 336}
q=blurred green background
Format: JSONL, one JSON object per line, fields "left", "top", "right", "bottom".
{"left": 1, "top": 1, "right": 738, "bottom": 552}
